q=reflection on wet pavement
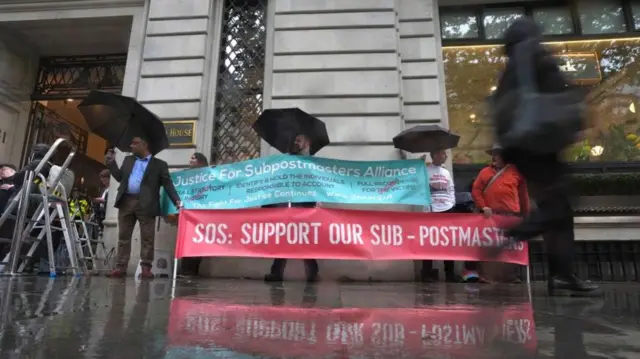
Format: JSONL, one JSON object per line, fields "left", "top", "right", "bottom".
{"left": 0, "top": 277, "right": 638, "bottom": 358}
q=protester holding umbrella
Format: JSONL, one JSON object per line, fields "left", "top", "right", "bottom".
{"left": 393, "top": 125, "right": 463, "bottom": 282}
{"left": 264, "top": 133, "right": 319, "bottom": 283}
{"left": 79, "top": 91, "right": 182, "bottom": 279}
{"left": 420, "top": 151, "right": 462, "bottom": 283}
{"left": 104, "top": 136, "right": 181, "bottom": 279}
{"left": 252, "top": 108, "right": 330, "bottom": 283}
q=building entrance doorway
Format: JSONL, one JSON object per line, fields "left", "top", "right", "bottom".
{"left": 24, "top": 54, "right": 126, "bottom": 195}
{"left": 0, "top": 15, "right": 133, "bottom": 197}
{"left": 0, "top": 104, "right": 19, "bottom": 164}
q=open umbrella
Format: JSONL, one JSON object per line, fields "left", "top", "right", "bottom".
{"left": 78, "top": 91, "right": 169, "bottom": 155}
{"left": 393, "top": 125, "right": 460, "bottom": 153}
{"left": 252, "top": 108, "right": 330, "bottom": 155}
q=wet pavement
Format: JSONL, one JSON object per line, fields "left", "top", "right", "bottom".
{"left": 0, "top": 277, "right": 638, "bottom": 358}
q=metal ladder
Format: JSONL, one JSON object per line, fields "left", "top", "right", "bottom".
{"left": 0, "top": 138, "right": 82, "bottom": 276}
{"left": 19, "top": 177, "right": 85, "bottom": 276}
{"left": 69, "top": 200, "right": 113, "bottom": 274}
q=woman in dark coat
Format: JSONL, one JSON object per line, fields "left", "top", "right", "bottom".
{"left": 178, "top": 152, "right": 209, "bottom": 277}
{"left": 492, "top": 18, "right": 599, "bottom": 296}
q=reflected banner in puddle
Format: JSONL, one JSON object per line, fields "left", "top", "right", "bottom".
{"left": 167, "top": 299, "right": 537, "bottom": 357}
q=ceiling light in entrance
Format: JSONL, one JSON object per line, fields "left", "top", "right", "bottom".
{"left": 590, "top": 145, "right": 604, "bottom": 157}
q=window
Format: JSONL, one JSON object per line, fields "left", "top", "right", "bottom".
{"left": 483, "top": 8, "right": 524, "bottom": 39}
{"left": 443, "top": 38, "right": 640, "bottom": 163}
{"left": 441, "top": 12, "right": 479, "bottom": 39}
{"left": 533, "top": 7, "right": 574, "bottom": 35}
{"left": 632, "top": 3, "right": 640, "bottom": 30}
{"left": 577, "top": 0, "right": 627, "bottom": 34}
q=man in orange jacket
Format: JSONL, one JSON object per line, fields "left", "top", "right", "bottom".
{"left": 473, "top": 144, "right": 530, "bottom": 217}
{"left": 468, "top": 144, "right": 530, "bottom": 282}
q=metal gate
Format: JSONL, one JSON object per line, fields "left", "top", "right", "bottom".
{"left": 211, "top": 0, "right": 268, "bottom": 165}
{"left": 22, "top": 54, "right": 126, "bottom": 166}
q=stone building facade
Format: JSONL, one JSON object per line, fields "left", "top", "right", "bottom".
{"left": 2, "top": 0, "right": 639, "bottom": 281}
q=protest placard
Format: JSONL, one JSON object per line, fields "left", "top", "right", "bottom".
{"left": 161, "top": 155, "right": 429, "bottom": 215}
{"left": 176, "top": 208, "right": 527, "bottom": 265}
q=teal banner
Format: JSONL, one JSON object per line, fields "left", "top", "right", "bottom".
{"left": 161, "top": 155, "right": 429, "bottom": 215}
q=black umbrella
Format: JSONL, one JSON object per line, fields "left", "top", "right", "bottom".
{"left": 393, "top": 125, "right": 460, "bottom": 153}
{"left": 78, "top": 91, "right": 169, "bottom": 155}
{"left": 252, "top": 108, "right": 330, "bottom": 155}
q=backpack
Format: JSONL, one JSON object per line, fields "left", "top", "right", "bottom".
{"left": 492, "top": 40, "right": 586, "bottom": 154}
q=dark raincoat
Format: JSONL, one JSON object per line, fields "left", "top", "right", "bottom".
{"left": 492, "top": 18, "right": 577, "bottom": 279}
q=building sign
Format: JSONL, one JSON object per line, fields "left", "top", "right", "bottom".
{"left": 164, "top": 120, "right": 196, "bottom": 147}
{"left": 554, "top": 52, "right": 602, "bottom": 84}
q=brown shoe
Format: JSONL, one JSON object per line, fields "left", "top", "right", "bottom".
{"left": 107, "top": 269, "right": 126, "bottom": 278}
{"left": 139, "top": 266, "right": 155, "bottom": 279}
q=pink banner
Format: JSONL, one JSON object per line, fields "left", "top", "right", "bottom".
{"left": 168, "top": 299, "right": 537, "bottom": 357}
{"left": 176, "top": 208, "right": 528, "bottom": 265}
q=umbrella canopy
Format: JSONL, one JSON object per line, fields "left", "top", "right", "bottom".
{"left": 393, "top": 125, "right": 460, "bottom": 153}
{"left": 78, "top": 91, "right": 169, "bottom": 155}
{"left": 252, "top": 108, "right": 330, "bottom": 155}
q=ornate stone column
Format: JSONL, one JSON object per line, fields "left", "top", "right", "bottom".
{"left": 102, "top": 0, "right": 224, "bottom": 274}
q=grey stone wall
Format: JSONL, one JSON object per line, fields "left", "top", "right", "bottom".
{"left": 140, "top": 0, "right": 217, "bottom": 165}
{"left": 103, "top": 0, "right": 224, "bottom": 274}
{"left": 0, "top": 27, "right": 38, "bottom": 166}
{"left": 266, "top": 0, "right": 404, "bottom": 161}
{"left": 203, "top": 0, "right": 447, "bottom": 281}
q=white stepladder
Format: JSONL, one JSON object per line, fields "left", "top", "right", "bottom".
{"left": 69, "top": 201, "right": 113, "bottom": 275}
{"left": 0, "top": 138, "right": 83, "bottom": 277}
{"left": 18, "top": 174, "right": 86, "bottom": 276}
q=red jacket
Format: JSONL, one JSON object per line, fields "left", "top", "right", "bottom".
{"left": 472, "top": 165, "right": 530, "bottom": 215}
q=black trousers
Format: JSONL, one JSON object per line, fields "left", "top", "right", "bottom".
{"left": 270, "top": 258, "right": 319, "bottom": 279}
{"left": 422, "top": 207, "right": 456, "bottom": 277}
{"left": 503, "top": 149, "right": 574, "bottom": 278}
{"left": 265, "top": 202, "right": 319, "bottom": 279}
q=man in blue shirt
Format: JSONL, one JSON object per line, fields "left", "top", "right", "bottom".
{"left": 105, "top": 136, "right": 181, "bottom": 279}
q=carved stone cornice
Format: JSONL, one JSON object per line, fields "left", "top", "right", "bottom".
{"left": 0, "top": 0, "right": 144, "bottom": 13}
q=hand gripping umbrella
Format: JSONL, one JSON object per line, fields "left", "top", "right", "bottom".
{"left": 393, "top": 125, "right": 460, "bottom": 153}
{"left": 252, "top": 108, "right": 330, "bottom": 155}
{"left": 78, "top": 90, "right": 169, "bottom": 155}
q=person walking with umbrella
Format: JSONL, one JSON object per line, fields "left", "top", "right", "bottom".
{"left": 252, "top": 108, "right": 330, "bottom": 283}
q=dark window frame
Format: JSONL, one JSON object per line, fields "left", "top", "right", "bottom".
{"left": 440, "top": 1, "right": 640, "bottom": 169}
{"left": 440, "top": 0, "right": 640, "bottom": 46}
{"left": 482, "top": 6, "right": 527, "bottom": 39}
{"left": 626, "top": 1, "right": 640, "bottom": 31}
{"left": 439, "top": 11, "right": 481, "bottom": 40}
